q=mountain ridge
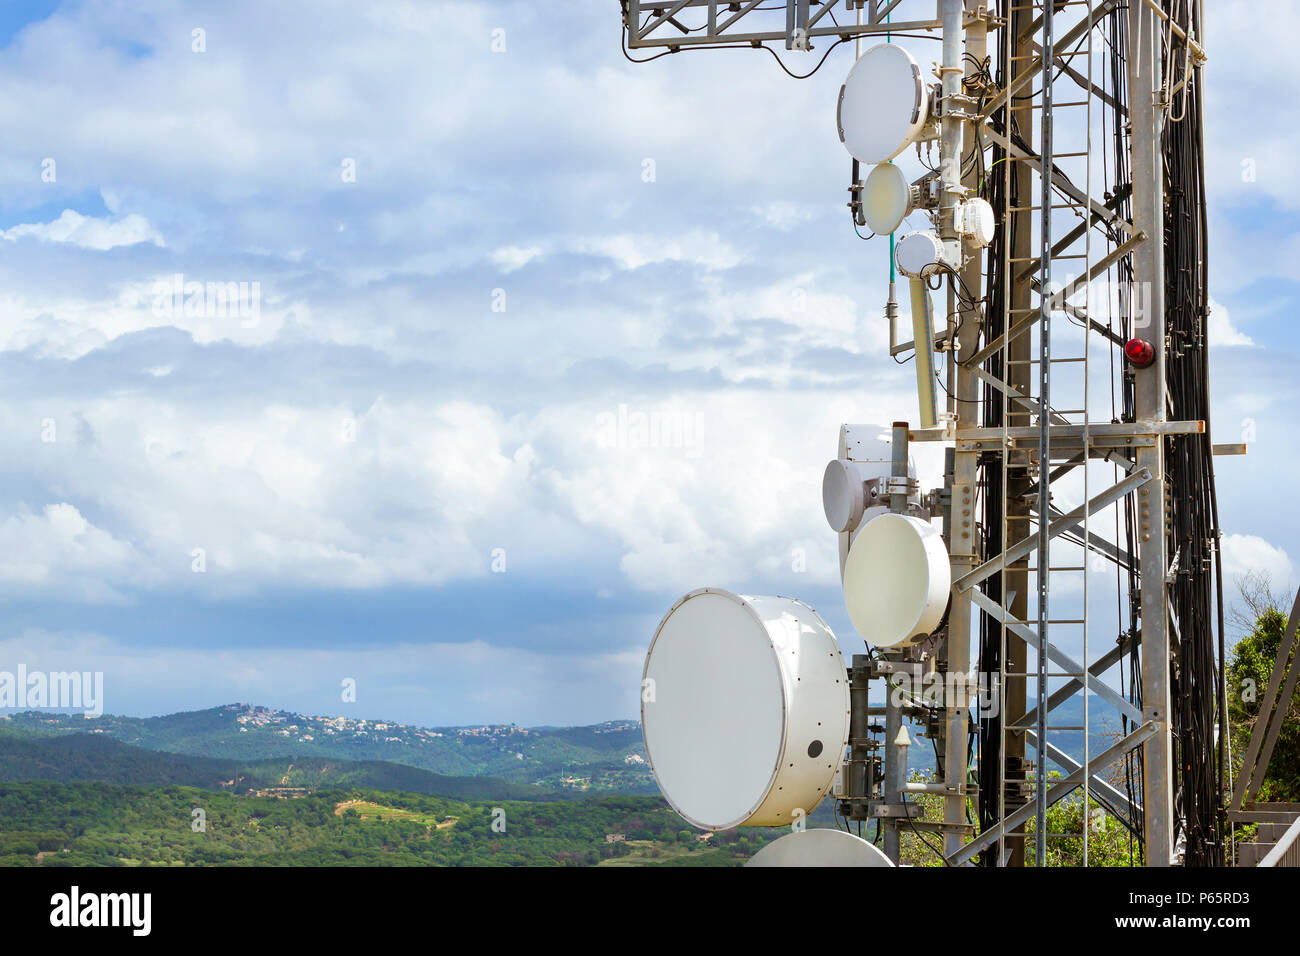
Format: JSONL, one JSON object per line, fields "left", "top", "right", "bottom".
{"left": 0, "top": 722, "right": 578, "bottom": 801}
{"left": 2, "top": 703, "right": 654, "bottom": 793}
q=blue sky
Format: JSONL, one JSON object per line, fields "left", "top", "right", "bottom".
{"left": 0, "top": 0, "right": 1296, "bottom": 727}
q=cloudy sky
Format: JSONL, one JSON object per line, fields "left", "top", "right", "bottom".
{"left": 0, "top": 0, "right": 1294, "bottom": 727}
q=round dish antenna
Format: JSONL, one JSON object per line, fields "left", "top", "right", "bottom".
{"left": 958, "top": 197, "right": 997, "bottom": 247}
{"left": 842, "top": 513, "right": 950, "bottom": 648}
{"left": 747, "top": 828, "right": 896, "bottom": 867}
{"left": 822, "top": 458, "right": 869, "bottom": 533}
{"left": 641, "top": 589, "right": 850, "bottom": 830}
{"left": 838, "top": 43, "right": 928, "bottom": 164}
{"left": 895, "top": 230, "right": 949, "bottom": 279}
{"left": 861, "top": 162, "right": 914, "bottom": 236}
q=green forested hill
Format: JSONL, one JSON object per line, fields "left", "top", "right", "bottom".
{"left": 0, "top": 781, "right": 783, "bottom": 867}
{"left": 3, "top": 705, "right": 653, "bottom": 792}
{"left": 0, "top": 720, "right": 842, "bottom": 867}
{"left": 0, "top": 724, "right": 239, "bottom": 788}
{"left": 0, "top": 725, "right": 562, "bottom": 802}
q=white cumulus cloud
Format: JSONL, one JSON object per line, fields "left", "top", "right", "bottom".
{"left": 1221, "top": 533, "right": 1294, "bottom": 589}
{"left": 1, "top": 209, "right": 163, "bottom": 251}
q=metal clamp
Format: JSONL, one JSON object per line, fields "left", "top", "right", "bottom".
{"left": 884, "top": 476, "right": 918, "bottom": 497}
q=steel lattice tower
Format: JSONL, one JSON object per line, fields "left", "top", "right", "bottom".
{"left": 623, "top": 0, "right": 1222, "bottom": 867}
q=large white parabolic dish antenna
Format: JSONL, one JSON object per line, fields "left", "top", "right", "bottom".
{"left": 746, "top": 828, "right": 895, "bottom": 867}
{"left": 641, "top": 589, "right": 850, "bottom": 830}
{"left": 843, "top": 513, "right": 950, "bottom": 648}
{"left": 838, "top": 43, "right": 928, "bottom": 164}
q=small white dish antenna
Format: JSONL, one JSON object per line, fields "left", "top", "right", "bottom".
{"left": 958, "top": 197, "right": 997, "bottom": 247}
{"left": 861, "top": 163, "right": 913, "bottom": 236}
{"left": 842, "top": 513, "right": 950, "bottom": 647}
{"left": 895, "top": 230, "right": 948, "bottom": 279}
{"left": 747, "top": 828, "right": 895, "bottom": 867}
{"left": 838, "top": 44, "right": 928, "bottom": 164}
{"left": 822, "top": 459, "right": 868, "bottom": 533}
{"left": 642, "top": 589, "right": 850, "bottom": 830}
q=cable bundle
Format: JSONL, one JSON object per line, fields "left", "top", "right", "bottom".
{"left": 1159, "top": 0, "right": 1225, "bottom": 866}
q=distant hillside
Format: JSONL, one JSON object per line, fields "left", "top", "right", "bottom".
{"left": 0, "top": 780, "right": 793, "bottom": 867}
{"left": 2, "top": 704, "right": 655, "bottom": 794}
{"left": 0, "top": 724, "right": 563, "bottom": 801}
{"left": 0, "top": 724, "right": 240, "bottom": 789}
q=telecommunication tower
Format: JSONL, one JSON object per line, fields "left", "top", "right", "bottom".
{"left": 628, "top": 0, "right": 1226, "bottom": 866}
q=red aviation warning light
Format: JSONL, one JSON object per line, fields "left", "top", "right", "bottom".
{"left": 1125, "top": 338, "right": 1155, "bottom": 368}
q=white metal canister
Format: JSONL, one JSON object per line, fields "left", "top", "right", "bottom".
{"left": 641, "top": 589, "right": 851, "bottom": 830}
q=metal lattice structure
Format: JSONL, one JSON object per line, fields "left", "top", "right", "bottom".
{"left": 624, "top": 0, "right": 1224, "bottom": 866}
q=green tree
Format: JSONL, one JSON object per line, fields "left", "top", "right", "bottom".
{"left": 1025, "top": 782, "right": 1135, "bottom": 867}
{"left": 1226, "top": 572, "right": 1300, "bottom": 803}
{"left": 898, "top": 770, "right": 1136, "bottom": 868}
